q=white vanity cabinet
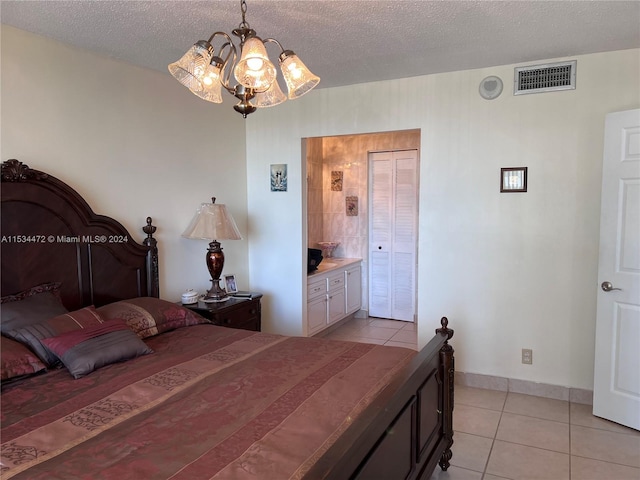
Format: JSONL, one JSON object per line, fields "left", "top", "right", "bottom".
{"left": 306, "top": 259, "right": 362, "bottom": 336}
{"left": 327, "top": 272, "right": 346, "bottom": 325}
{"left": 307, "top": 278, "right": 328, "bottom": 336}
{"left": 345, "top": 263, "right": 362, "bottom": 315}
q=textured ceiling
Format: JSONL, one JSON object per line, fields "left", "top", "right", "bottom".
{"left": 2, "top": 0, "right": 639, "bottom": 89}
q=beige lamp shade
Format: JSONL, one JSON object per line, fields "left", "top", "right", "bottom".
{"left": 182, "top": 200, "right": 242, "bottom": 241}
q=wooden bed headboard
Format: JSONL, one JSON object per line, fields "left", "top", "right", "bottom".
{"left": 1, "top": 159, "right": 159, "bottom": 309}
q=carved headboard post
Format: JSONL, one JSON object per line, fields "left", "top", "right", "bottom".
{"left": 143, "top": 217, "right": 160, "bottom": 298}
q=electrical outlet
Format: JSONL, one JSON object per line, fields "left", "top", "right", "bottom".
{"left": 522, "top": 349, "right": 533, "bottom": 365}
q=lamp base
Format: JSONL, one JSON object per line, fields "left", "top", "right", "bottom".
{"left": 201, "top": 295, "right": 231, "bottom": 303}
{"left": 201, "top": 278, "right": 230, "bottom": 302}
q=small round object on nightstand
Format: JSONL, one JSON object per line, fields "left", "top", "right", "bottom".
{"left": 181, "top": 290, "right": 199, "bottom": 304}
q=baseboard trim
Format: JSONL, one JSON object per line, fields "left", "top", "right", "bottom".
{"left": 455, "top": 371, "right": 593, "bottom": 405}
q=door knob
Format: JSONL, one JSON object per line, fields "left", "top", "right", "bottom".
{"left": 601, "top": 281, "right": 622, "bottom": 292}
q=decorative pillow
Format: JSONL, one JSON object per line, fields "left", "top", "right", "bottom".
{"left": 1, "top": 290, "right": 69, "bottom": 334}
{"left": 41, "top": 319, "right": 153, "bottom": 379}
{"left": 3, "top": 306, "right": 106, "bottom": 366}
{"left": 1, "top": 336, "right": 47, "bottom": 381}
{"left": 97, "top": 297, "right": 208, "bottom": 339}
{"left": 1, "top": 281, "right": 62, "bottom": 304}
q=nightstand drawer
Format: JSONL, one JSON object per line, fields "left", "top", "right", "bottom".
{"left": 210, "top": 299, "right": 261, "bottom": 330}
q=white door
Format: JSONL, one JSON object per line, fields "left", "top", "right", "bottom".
{"left": 593, "top": 109, "right": 640, "bottom": 430}
{"left": 368, "top": 150, "right": 418, "bottom": 321}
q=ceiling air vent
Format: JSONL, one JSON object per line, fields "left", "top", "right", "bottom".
{"left": 514, "top": 60, "right": 576, "bottom": 95}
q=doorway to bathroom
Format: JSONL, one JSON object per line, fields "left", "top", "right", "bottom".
{"left": 305, "top": 129, "right": 420, "bottom": 321}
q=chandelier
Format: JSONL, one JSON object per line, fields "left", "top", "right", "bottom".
{"left": 168, "top": 0, "right": 320, "bottom": 118}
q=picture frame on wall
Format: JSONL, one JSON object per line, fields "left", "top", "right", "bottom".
{"left": 270, "top": 164, "right": 287, "bottom": 192}
{"left": 500, "top": 167, "right": 528, "bottom": 192}
{"left": 224, "top": 274, "right": 238, "bottom": 294}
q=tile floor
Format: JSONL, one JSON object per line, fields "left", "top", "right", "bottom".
{"left": 324, "top": 317, "right": 640, "bottom": 480}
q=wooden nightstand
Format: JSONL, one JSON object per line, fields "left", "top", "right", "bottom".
{"left": 181, "top": 293, "right": 262, "bottom": 332}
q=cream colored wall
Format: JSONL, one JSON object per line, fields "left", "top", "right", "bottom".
{"left": 1, "top": 26, "right": 249, "bottom": 300}
{"left": 247, "top": 49, "right": 640, "bottom": 390}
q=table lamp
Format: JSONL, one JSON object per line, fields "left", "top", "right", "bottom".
{"left": 182, "top": 197, "right": 241, "bottom": 302}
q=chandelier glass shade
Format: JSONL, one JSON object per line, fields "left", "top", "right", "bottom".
{"left": 168, "top": 0, "right": 319, "bottom": 117}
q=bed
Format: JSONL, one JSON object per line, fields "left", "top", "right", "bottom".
{"left": 0, "top": 159, "right": 454, "bottom": 480}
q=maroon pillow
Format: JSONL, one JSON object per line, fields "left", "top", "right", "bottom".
{"left": 97, "top": 297, "right": 208, "bottom": 339}
{"left": 3, "top": 306, "right": 106, "bottom": 366}
{"left": 0, "top": 291, "right": 69, "bottom": 335}
{"left": 41, "top": 319, "right": 153, "bottom": 379}
{"left": 1, "top": 336, "right": 47, "bottom": 381}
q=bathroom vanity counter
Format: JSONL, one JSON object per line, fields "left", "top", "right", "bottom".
{"left": 308, "top": 257, "right": 362, "bottom": 277}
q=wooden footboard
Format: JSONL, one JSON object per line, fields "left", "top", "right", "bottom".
{"left": 306, "top": 317, "right": 454, "bottom": 480}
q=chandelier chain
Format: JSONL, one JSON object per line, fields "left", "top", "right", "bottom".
{"left": 239, "top": 0, "right": 249, "bottom": 29}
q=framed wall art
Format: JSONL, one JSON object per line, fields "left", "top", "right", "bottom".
{"left": 331, "top": 171, "right": 343, "bottom": 191}
{"left": 346, "top": 196, "right": 358, "bottom": 216}
{"left": 270, "top": 164, "right": 287, "bottom": 192}
{"left": 500, "top": 167, "right": 528, "bottom": 193}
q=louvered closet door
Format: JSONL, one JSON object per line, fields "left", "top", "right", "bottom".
{"left": 369, "top": 150, "right": 418, "bottom": 321}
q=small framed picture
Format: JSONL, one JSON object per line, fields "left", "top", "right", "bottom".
{"left": 500, "top": 167, "right": 528, "bottom": 193}
{"left": 270, "top": 164, "right": 287, "bottom": 192}
{"left": 223, "top": 274, "right": 238, "bottom": 294}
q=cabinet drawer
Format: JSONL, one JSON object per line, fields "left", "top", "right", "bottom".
{"left": 308, "top": 279, "right": 327, "bottom": 299}
{"left": 327, "top": 274, "right": 345, "bottom": 291}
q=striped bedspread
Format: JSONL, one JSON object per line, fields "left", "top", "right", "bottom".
{"left": 1, "top": 324, "right": 414, "bottom": 479}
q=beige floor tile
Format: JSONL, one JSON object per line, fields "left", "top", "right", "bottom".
{"left": 483, "top": 475, "right": 512, "bottom": 480}
{"left": 570, "top": 403, "right": 640, "bottom": 436}
{"left": 368, "top": 318, "right": 406, "bottom": 329}
{"left": 455, "top": 386, "right": 507, "bottom": 412}
{"left": 504, "top": 392, "right": 569, "bottom": 423}
{"left": 486, "top": 440, "right": 570, "bottom": 480}
{"left": 331, "top": 323, "right": 366, "bottom": 335}
{"left": 390, "top": 329, "right": 417, "bottom": 343}
{"left": 571, "top": 455, "right": 640, "bottom": 480}
{"left": 453, "top": 404, "right": 501, "bottom": 438}
{"left": 449, "top": 432, "right": 492, "bottom": 472}
{"left": 353, "top": 325, "right": 398, "bottom": 341}
{"left": 347, "top": 317, "right": 371, "bottom": 327}
{"left": 571, "top": 425, "right": 640, "bottom": 468}
{"left": 402, "top": 322, "right": 417, "bottom": 331}
{"left": 430, "top": 465, "right": 483, "bottom": 480}
{"left": 384, "top": 340, "right": 418, "bottom": 350}
{"left": 496, "top": 412, "right": 569, "bottom": 453}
